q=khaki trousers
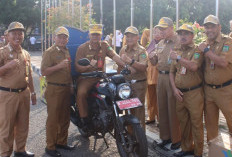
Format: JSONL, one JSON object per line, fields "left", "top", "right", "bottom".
{"left": 204, "top": 84, "right": 232, "bottom": 141}
{"left": 45, "top": 84, "right": 71, "bottom": 150}
{"left": 176, "top": 88, "right": 204, "bottom": 156}
{"left": 76, "top": 78, "right": 99, "bottom": 118}
{"left": 157, "top": 74, "right": 181, "bottom": 143}
{"left": 0, "top": 88, "right": 30, "bottom": 156}
{"left": 130, "top": 81, "right": 147, "bottom": 131}
{"left": 146, "top": 84, "right": 159, "bottom": 121}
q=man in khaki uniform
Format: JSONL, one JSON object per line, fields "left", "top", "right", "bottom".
{"left": 145, "top": 27, "right": 163, "bottom": 124}
{"left": 149, "top": 17, "right": 181, "bottom": 150}
{"left": 169, "top": 24, "right": 204, "bottom": 157}
{"left": 0, "top": 22, "right": 36, "bottom": 157}
{"left": 41, "top": 26, "right": 74, "bottom": 157}
{"left": 75, "top": 24, "right": 126, "bottom": 129}
{"left": 119, "top": 26, "right": 148, "bottom": 130}
{"left": 198, "top": 15, "right": 232, "bottom": 141}
{"left": 141, "top": 29, "right": 150, "bottom": 48}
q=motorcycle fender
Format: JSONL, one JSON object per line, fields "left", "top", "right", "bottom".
{"left": 119, "top": 114, "right": 140, "bottom": 126}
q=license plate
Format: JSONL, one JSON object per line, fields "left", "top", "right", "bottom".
{"left": 116, "top": 98, "right": 143, "bottom": 110}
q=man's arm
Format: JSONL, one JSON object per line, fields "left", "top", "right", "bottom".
{"left": 28, "top": 64, "right": 36, "bottom": 105}
{"left": 169, "top": 72, "right": 183, "bottom": 102}
{"left": 198, "top": 42, "right": 229, "bottom": 68}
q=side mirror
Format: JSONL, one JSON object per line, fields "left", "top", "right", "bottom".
{"left": 78, "top": 58, "right": 90, "bottom": 66}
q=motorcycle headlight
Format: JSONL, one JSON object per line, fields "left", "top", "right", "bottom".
{"left": 117, "top": 83, "right": 131, "bottom": 100}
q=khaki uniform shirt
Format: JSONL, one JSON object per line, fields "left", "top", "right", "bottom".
{"left": 155, "top": 34, "right": 180, "bottom": 71}
{"left": 41, "top": 45, "right": 72, "bottom": 84}
{"left": 141, "top": 29, "right": 150, "bottom": 48}
{"left": 204, "top": 33, "right": 232, "bottom": 85}
{"left": 75, "top": 41, "right": 116, "bottom": 72}
{"left": 170, "top": 44, "right": 203, "bottom": 88}
{"left": 119, "top": 43, "right": 148, "bottom": 81}
{"left": 0, "top": 44, "right": 32, "bottom": 88}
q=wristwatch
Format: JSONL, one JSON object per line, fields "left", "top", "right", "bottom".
{"left": 176, "top": 55, "right": 181, "bottom": 62}
{"left": 31, "top": 92, "right": 36, "bottom": 95}
{"left": 203, "top": 46, "right": 210, "bottom": 54}
{"left": 130, "top": 59, "right": 135, "bottom": 66}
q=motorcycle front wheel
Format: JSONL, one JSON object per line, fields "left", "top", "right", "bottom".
{"left": 115, "top": 123, "right": 148, "bottom": 157}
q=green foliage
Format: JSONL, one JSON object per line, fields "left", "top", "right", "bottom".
{"left": 0, "top": 0, "right": 40, "bottom": 34}
{"left": 47, "top": 0, "right": 95, "bottom": 34}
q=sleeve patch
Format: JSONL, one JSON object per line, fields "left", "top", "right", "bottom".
{"left": 222, "top": 45, "right": 229, "bottom": 52}
{"left": 108, "top": 46, "right": 113, "bottom": 51}
{"left": 194, "top": 53, "right": 200, "bottom": 59}
{"left": 141, "top": 53, "right": 147, "bottom": 59}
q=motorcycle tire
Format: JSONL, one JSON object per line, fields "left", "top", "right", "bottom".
{"left": 115, "top": 123, "right": 148, "bottom": 157}
{"left": 78, "top": 127, "right": 91, "bottom": 138}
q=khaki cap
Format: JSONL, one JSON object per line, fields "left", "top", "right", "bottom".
{"left": 155, "top": 17, "right": 173, "bottom": 28}
{"left": 89, "top": 24, "right": 103, "bottom": 34}
{"left": 4, "top": 30, "right": 8, "bottom": 35}
{"left": 55, "top": 26, "right": 69, "bottom": 37}
{"left": 124, "top": 26, "right": 139, "bottom": 35}
{"left": 8, "top": 22, "right": 25, "bottom": 32}
{"left": 203, "top": 15, "right": 220, "bottom": 25}
{"left": 176, "top": 24, "right": 194, "bottom": 34}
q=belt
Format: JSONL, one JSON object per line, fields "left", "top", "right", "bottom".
{"left": 178, "top": 83, "right": 202, "bottom": 93}
{"left": 47, "top": 82, "right": 70, "bottom": 87}
{"left": 136, "top": 79, "right": 147, "bottom": 83}
{"left": 206, "top": 79, "right": 232, "bottom": 89}
{"left": 0, "top": 86, "right": 27, "bottom": 93}
{"left": 159, "top": 70, "right": 169, "bottom": 74}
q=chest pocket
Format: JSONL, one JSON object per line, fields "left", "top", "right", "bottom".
{"left": 54, "top": 55, "right": 64, "bottom": 65}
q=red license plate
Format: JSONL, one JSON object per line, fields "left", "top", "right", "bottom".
{"left": 116, "top": 98, "right": 143, "bottom": 110}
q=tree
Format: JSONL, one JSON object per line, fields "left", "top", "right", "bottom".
{"left": 0, "top": 0, "right": 40, "bottom": 35}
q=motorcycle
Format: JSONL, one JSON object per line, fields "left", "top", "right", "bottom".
{"left": 70, "top": 58, "right": 148, "bottom": 157}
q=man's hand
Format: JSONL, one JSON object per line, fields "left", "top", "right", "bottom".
{"left": 198, "top": 42, "right": 207, "bottom": 52}
{"left": 90, "top": 59, "right": 97, "bottom": 67}
{"left": 148, "top": 51, "right": 157, "bottom": 59}
{"left": 57, "top": 59, "right": 69, "bottom": 69}
{"left": 121, "top": 54, "right": 132, "bottom": 64}
{"left": 31, "top": 94, "right": 37, "bottom": 105}
{"left": 173, "top": 88, "right": 183, "bottom": 102}
{"left": 5, "top": 59, "right": 20, "bottom": 70}
{"left": 170, "top": 50, "right": 178, "bottom": 60}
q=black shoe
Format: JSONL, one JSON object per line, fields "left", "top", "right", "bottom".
{"left": 171, "top": 141, "right": 181, "bottom": 150}
{"left": 194, "top": 156, "right": 202, "bottom": 157}
{"left": 56, "top": 144, "right": 75, "bottom": 150}
{"left": 145, "top": 119, "right": 156, "bottom": 124}
{"left": 173, "top": 150, "right": 194, "bottom": 157}
{"left": 155, "top": 139, "right": 171, "bottom": 150}
{"left": 14, "top": 151, "right": 34, "bottom": 157}
{"left": 45, "top": 148, "right": 61, "bottom": 157}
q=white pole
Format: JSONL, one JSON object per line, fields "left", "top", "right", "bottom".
{"left": 176, "top": 0, "right": 179, "bottom": 29}
{"left": 113, "top": 0, "right": 116, "bottom": 51}
{"left": 216, "top": 0, "right": 219, "bottom": 17}
{"left": 100, "top": 0, "right": 103, "bottom": 24}
{"left": 131, "top": 0, "right": 134, "bottom": 26}
{"left": 44, "top": 0, "right": 47, "bottom": 50}
{"left": 80, "top": 0, "right": 82, "bottom": 29}
{"left": 89, "top": 0, "right": 92, "bottom": 24}
{"left": 68, "top": 0, "right": 70, "bottom": 15}
{"left": 41, "top": 0, "right": 44, "bottom": 52}
{"left": 59, "top": 0, "right": 61, "bottom": 7}
{"left": 72, "top": 0, "right": 74, "bottom": 26}
{"left": 48, "top": 0, "right": 51, "bottom": 47}
{"left": 149, "top": 0, "right": 153, "bottom": 42}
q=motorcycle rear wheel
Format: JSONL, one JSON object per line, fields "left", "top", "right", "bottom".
{"left": 116, "top": 123, "right": 148, "bottom": 157}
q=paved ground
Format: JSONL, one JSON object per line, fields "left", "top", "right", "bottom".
{"left": 28, "top": 50, "right": 230, "bottom": 157}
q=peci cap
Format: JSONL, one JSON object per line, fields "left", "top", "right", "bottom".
{"left": 8, "top": 22, "right": 25, "bottom": 32}
{"left": 89, "top": 24, "right": 103, "bottom": 34}
{"left": 176, "top": 24, "right": 194, "bottom": 34}
{"left": 203, "top": 15, "right": 220, "bottom": 25}
{"left": 155, "top": 17, "right": 173, "bottom": 28}
{"left": 124, "top": 26, "right": 139, "bottom": 35}
{"left": 55, "top": 26, "right": 69, "bottom": 37}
